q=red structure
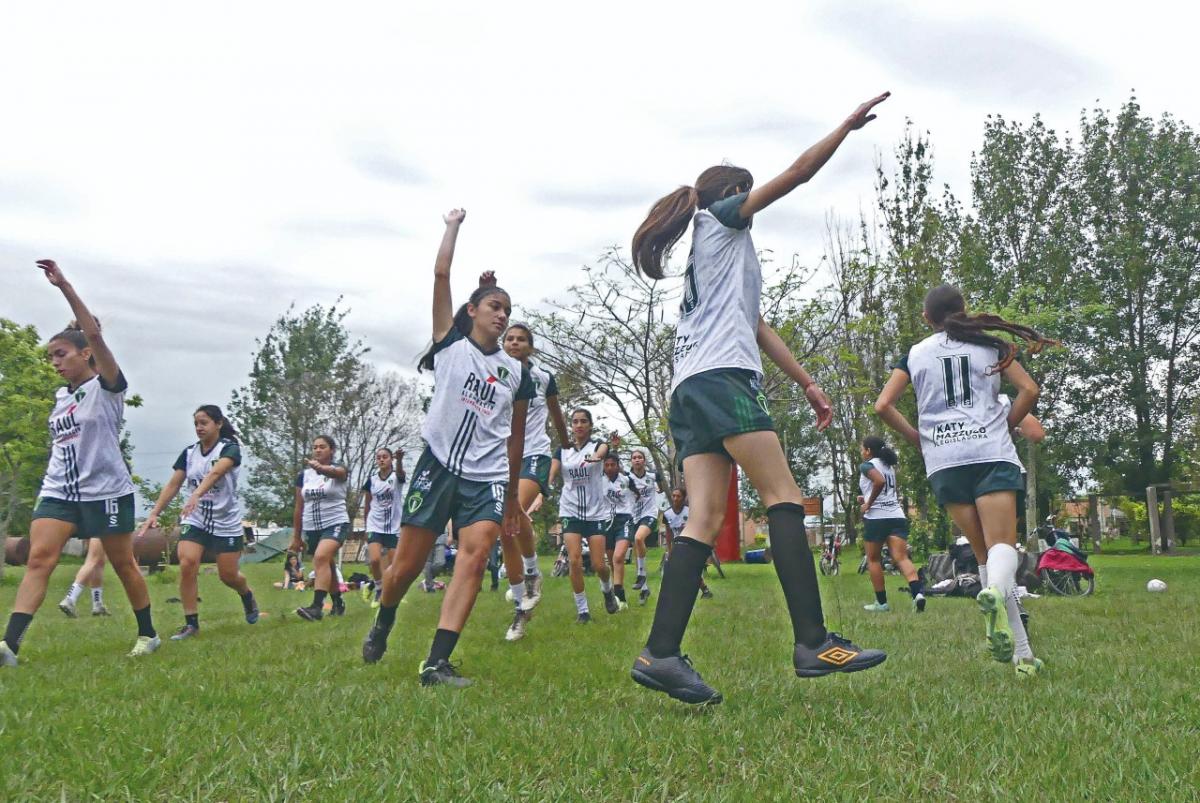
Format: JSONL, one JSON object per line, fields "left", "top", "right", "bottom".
{"left": 715, "top": 468, "right": 741, "bottom": 562}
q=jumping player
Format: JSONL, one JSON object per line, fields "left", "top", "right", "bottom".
{"left": 289, "top": 435, "right": 350, "bottom": 620}
{"left": 856, "top": 435, "right": 925, "bottom": 613}
{"left": 361, "top": 447, "right": 405, "bottom": 608}
{"left": 627, "top": 94, "right": 891, "bottom": 703}
{"left": 2, "top": 259, "right": 159, "bottom": 667}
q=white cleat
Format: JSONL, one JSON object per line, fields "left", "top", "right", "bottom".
{"left": 58, "top": 597, "right": 78, "bottom": 618}
{"left": 0, "top": 640, "right": 17, "bottom": 668}
{"left": 505, "top": 610, "right": 529, "bottom": 642}
{"left": 128, "top": 635, "right": 161, "bottom": 657}
{"left": 522, "top": 572, "right": 544, "bottom": 611}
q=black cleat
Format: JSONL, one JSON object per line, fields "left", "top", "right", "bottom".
{"left": 700, "top": 588, "right": 714, "bottom": 600}
{"left": 330, "top": 597, "right": 346, "bottom": 617}
{"left": 419, "top": 659, "right": 472, "bottom": 688}
{"left": 631, "top": 648, "right": 722, "bottom": 705}
{"left": 603, "top": 590, "right": 619, "bottom": 614}
{"left": 362, "top": 623, "right": 390, "bottom": 664}
{"left": 793, "top": 632, "right": 886, "bottom": 677}
{"left": 632, "top": 575, "right": 647, "bottom": 591}
{"left": 576, "top": 612, "right": 592, "bottom": 624}
{"left": 639, "top": 586, "right": 651, "bottom": 606}
{"left": 296, "top": 605, "right": 323, "bottom": 621}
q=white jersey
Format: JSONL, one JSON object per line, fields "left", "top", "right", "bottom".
{"left": 664, "top": 505, "right": 689, "bottom": 536}
{"left": 296, "top": 465, "right": 349, "bottom": 530}
{"left": 671, "top": 192, "right": 763, "bottom": 392}
{"left": 900, "top": 333, "right": 1023, "bottom": 477}
{"left": 603, "top": 471, "right": 637, "bottom": 518}
{"left": 422, "top": 328, "right": 535, "bottom": 483}
{"left": 859, "top": 457, "right": 903, "bottom": 521}
{"left": 362, "top": 470, "right": 403, "bottom": 535}
{"left": 39, "top": 373, "right": 135, "bottom": 503}
{"left": 555, "top": 441, "right": 610, "bottom": 521}
{"left": 523, "top": 361, "right": 559, "bottom": 458}
{"left": 628, "top": 468, "right": 660, "bottom": 520}
{"left": 175, "top": 439, "right": 242, "bottom": 535}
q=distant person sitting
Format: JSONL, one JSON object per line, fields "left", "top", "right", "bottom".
{"left": 274, "top": 552, "right": 306, "bottom": 590}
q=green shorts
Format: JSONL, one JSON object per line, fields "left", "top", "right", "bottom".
{"left": 635, "top": 515, "right": 656, "bottom": 532}
{"left": 401, "top": 448, "right": 506, "bottom": 534}
{"left": 304, "top": 522, "right": 350, "bottom": 555}
{"left": 520, "top": 454, "right": 552, "bottom": 496}
{"left": 862, "top": 518, "right": 909, "bottom": 543}
{"left": 561, "top": 517, "right": 608, "bottom": 538}
{"left": 669, "top": 368, "right": 775, "bottom": 463}
{"left": 367, "top": 532, "right": 399, "bottom": 549}
{"left": 34, "top": 494, "right": 135, "bottom": 539}
{"left": 180, "top": 524, "right": 245, "bottom": 553}
{"left": 929, "top": 461, "right": 1024, "bottom": 506}
{"left": 605, "top": 515, "right": 634, "bottom": 551}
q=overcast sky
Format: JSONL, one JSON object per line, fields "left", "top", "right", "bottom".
{"left": 2, "top": 0, "right": 1193, "bottom": 483}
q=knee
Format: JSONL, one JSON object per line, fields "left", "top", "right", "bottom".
{"left": 25, "top": 548, "right": 59, "bottom": 575}
{"left": 218, "top": 567, "right": 241, "bottom": 586}
{"left": 179, "top": 556, "right": 200, "bottom": 575}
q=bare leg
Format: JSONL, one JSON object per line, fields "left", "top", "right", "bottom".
{"left": 177, "top": 540, "right": 203, "bottom": 617}
{"left": 436, "top": 520, "right": 502, "bottom": 632}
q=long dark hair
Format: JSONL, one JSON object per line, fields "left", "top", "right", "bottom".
{"left": 49, "top": 318, "right": 100, "bottom": 367}
{"left": 314, "top": 434, "right": 337, "bottom": 453}
{"left": 862, "top": 435, "right": 898, "bottom": 467}
{"left": 632, "top": 165, "right": 753, "bottom": 280}
{"left": 195, "top": 404, "right": 239, "bottom": 443}
{"left": 419, "top": 285, "right": 510, "bottom": 372}
{"left": 923, "top": 285, "right": 1057, "bottom": 374}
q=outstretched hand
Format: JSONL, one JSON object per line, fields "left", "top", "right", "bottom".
{"left": 443, "top": 208, "right": 466, "bottom": 225}
{"left": 805, "top": 383, "right": 834, "bottom": 432}
{"left": 36, "top": 259, "right": 67, "bottom": 287}
{"left": 136, "top": 514, "right": 158, "bottom": 539}
{"left": 845, "top": 92, "right": 890, "bottom": 131}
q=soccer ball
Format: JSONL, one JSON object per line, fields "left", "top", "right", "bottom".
{"left": 505, "top": 587, "right": 515, "bottom": 602}
{"left": 1146, "top": 579, "right": 1167, "bottom": 592}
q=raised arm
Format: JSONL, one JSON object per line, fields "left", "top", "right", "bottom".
{"left": 756, "top": 317, "right": 833, "bottom": 431}
{"left": 874, "top": 369, "right": 920, "bottom": 449}
{"left": 740, "top": 93, "right": 889, "bottom": 219}
{"left": 433, "top": 209, "right": 466, "bottom": 343}
{"left": 37, "top": 260, "right": 121, "bottom": 387}
{"left": 306, "top": 460, "right": 348, "bottom": 482}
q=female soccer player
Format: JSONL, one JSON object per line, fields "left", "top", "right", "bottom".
{"left": 602, "top": 453, "right": 638, "bottom": 610}
{"left": 628, "top": 449, "right": 664, "bottom": 605}
{"left": 1, "top": 259, "right": 159, "bottom": 667}
{"left": 627, "top": 94, "right": 890, "bottom": 703}
{"left": 361, "top": 447, "right": 404, "bottom": 608}
{"left": 58, "top": 538, "right": 110, "bottom": 617}
{"left": 549, "top": 410, "right": 619, "bottom": 623}
{"left": 875, "top": 284, "right": 1054, "bottom": 677}
{"left": 856, "top": 435, "right": 925, "bottom": 613}
{"left": 662, "top": 489, "right": 711, "bottom": 599}
{"left": 138, "top": 405, "right": 259, "bottom": 638}
{"left": 361, "top": 208, "right": 533, "bottom": 687}
{"left": 288, "top": 435, "right": 350, "bottom": 621}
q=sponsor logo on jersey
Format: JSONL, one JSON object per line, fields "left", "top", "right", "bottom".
{"left": 406, "top": 492, "right": 425, "bottom": 513}
{"left": 932, "top": 420, "right": 989, "bottom": 447}
{"left": 496, "top": 366, "right": 510, "bottom": 381}
{"left": 461, "top": 372, "right": 499, "bottom": 415}
{"left": 412, "top": 470, "right": 433, "bottom": 493}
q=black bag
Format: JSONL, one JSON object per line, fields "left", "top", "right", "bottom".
{"left": 949, "top": 542, "right": 979, "bottom": 575}
{"left": 925, "top": 553, "right": 955, "bottom": 584}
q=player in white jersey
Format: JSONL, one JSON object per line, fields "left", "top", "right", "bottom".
{"left": 856, "top": 436, "right": 925, "bottom": 614}
{"left": 138, "top": 405, "right": 260, "bottom": 639}
{"left": 549, "top": 409, "right": 620, "bottom": 622}
{"left": 2, "top": 260, "right": 159, "bottom": 669}
{"left": 360, "top": 447, "right": 405, "bottom": 608}
{"left": 628, "top": 449, "right": 665, "bottom": 605}
{"left": 601, "top": 453, "right": 638, "bottom": 610}
{"left": 362, "top": 209, "right": 534, "bottom": 688}
{"left": 626, "top": 95, "right": 891, "bottom": 704}
{"left": 662, "top": 489, "right": 711, "bottom": 598}
{"left": 57, "top": 537, "right": 111, "bottom": 618}
{"left": 288, "top": 435, "right": 351, "bottom": 621}
{"left": 875, "top": 284, "right": 1055, "bottom": 678}
{"left": 500, "top": 320, "right": 568, "bottom": 641}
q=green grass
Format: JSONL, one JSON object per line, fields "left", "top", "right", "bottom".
{"left": 1, "top": 552, "right": 1197, "bottom": 801}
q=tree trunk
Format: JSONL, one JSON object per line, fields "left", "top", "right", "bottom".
{"left": 1024, "top": 439, "right": 1039, "bottom": 552}
{"left": 1087, "top": 494, "right": 1101, "bottom": 554}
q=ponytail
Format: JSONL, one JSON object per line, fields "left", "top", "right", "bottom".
{"left": 419, "top": 285, "right": 510, "bottom": 372}
{"left": 195, "top": 405, "right": 239, "bottom": 443}
{"left": 923, "top": 284, "right": 1057, "bottom": 374}
{"left": 49, "top": 318, "right": 100, "bottom": 367}
{"left": 862, "top": 435, "right": 898, "bottom": 467}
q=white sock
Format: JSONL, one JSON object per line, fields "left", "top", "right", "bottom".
{"left": 509, "top": 581, "right": 525, "bottom": 608}
{"left": 600, "top": 578, "right": 613, "bottom": 593}
{"left": 637, "top": 557, "right": 646, "bottom": 574}
{"left": 574, "top": 591, "right": 589, "bottom": 615}
{"left": 1006, "top": 589, "right": 1034, "bottom": 660}
{"left": 66, "top": 583, "right": 84, "bottom": 604}
{"left": 986, "top": 544, "right": 1017, "bottom": 596}
{"left": 91, "top": 587, "right": 104, "bottom": 606}
{"left": 979, "top": 563, "right": 989, "bottom": 589}
{"left": 523, "top": 555, "right": 539, "bottom": 576}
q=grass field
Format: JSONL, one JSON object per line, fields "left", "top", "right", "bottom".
{"left": 0, "top": 549, "right": 1197, "bottom": 801}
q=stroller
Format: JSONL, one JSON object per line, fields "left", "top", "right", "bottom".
{"left": 1037, "top": 535, "right": 1094, "bottom": 596}
{"left": 552, "top": 540, "right": 594, "bottom": 577}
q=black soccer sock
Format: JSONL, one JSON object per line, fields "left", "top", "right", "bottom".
{"left": 908, "top": 579, "right": 924, "bottom": 597}
{"left": 3, "top": 612, "right": 33, "bottom": 655}
{"left": 645, "top": 537, "right": 711, "bottom": 659}
{"left": 427, "top": 628, "right": 460, "bottom": 665}
{"left": 375, "top": 603, "right": 398, "bottom": 631}
{"left": 614, "top": 584, "right": 626, "bottom": 603}
{"left": 312, "top": 590, "right": 328, "bottom": 609}
{"left": 240, "top": 590, "right": 255, "bottom": 610}
{"left": 330, "top": 589, "right": 342, "bottom": 602}
{"left": 767, "top": 502, "right": 827, "bottom": 648}
{"left": 185, "top": 613, "right": 199, "bottom": 629}
{"left": 875, "top": 590, "right": 888, "bottom": 605}
{"left": 134, "top": 605, "right": 157, "bottom": 639}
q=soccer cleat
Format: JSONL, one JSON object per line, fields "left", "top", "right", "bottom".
{"left": 603, "top": 590, "right": 619, "bottom": 614}
{"left": 576, "top": 612, "right": 592, "bottom": 624}
{"left": 360, "top": 583, "right": 373, "bottom": 603}
{"left": 58, "top": 597, "right": 78, "bottom": 619}
{"left": 639, "top": 586, "right": 651, "bottom": 606}
{"left": 371, "top": 595, "right": 381, "bottom": 610}
{"left": 700, "top": 588, "right": 714, "bottom": 600}
{"left": 632, "top": 574, "right": 647, "bottom": 592}
{"left": 0, "top": 640, "right": 17, "bottom": 668}
{"left": 631, "top": 648, "right": 722, "bottom": 705}
{"left": 296, "top": 605, "right": 324, "bottom": 622}
{"left": 92, "top": 605, "right": 111, "bottom": 617}
{"left": 128, "top": 635, "right": 161, "bottom": 657}
{"left": 330, "top": 597, "right": 346, "bottom": 617}
{"left": 522, "top": 573, "right": 543, "bottom": 611}
{"left": 244, "top": 597, "right": 260, "bottom": 625}
{"left": 505, "top": 610, "right": 529, "bottom": 642}
{"left": 1015, "top": 657, "right": 1045, "bottom": 679}
{"left": 913, "top": 593, "right": 926, "bottom": 613}
{"left": 863, "top": 602, "right": 891, "bottom": 612}
{"left": 793, "top": 633, "right": 887, "bottom": 677}
{"left": 976, "top": 586, "right": 1014, "bottom": 663}
{"left": 419, "top": 659, "right": 472, "bottom": 688}
{"left": 170, "top": 624, "right": 200, "bottom": 641}
{"left": 362, "top": 622, "right": 390, "bottom": 664}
